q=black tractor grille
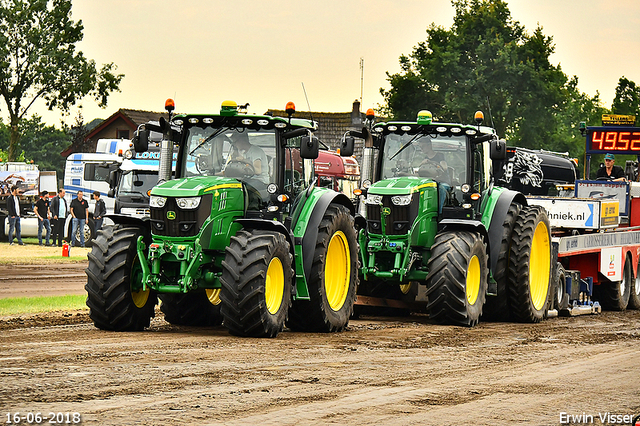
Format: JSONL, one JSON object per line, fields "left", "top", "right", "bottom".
{"left": 150, "top": 195, "right": 212, "bottom": 237}
{"left": 366, "top": 194, "right": 419, "bottom": 235}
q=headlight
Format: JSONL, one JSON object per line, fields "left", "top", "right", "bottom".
{"left": 176, "top": 197, "right": 201, "bottom": 209}
{"left": 149, "top": 195, "right": 167, "bottom": 208}
{"left": 365, "top": 194, "right": 383, "bottom": 205}
{"left": 391, "top": 194, "right": 412, "bottom": 206}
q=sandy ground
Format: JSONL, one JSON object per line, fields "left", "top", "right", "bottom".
{"left": 0, "top": 263, "right": 87, "bottom": 299}
{"left": 0, "top": 263, "right": 639, "bottom": 425}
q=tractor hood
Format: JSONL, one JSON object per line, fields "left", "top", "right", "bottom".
{"left": 368, "top": 177, "right": 437, "bottom": 196}
{"left": 150, "top": 176, "right": 242, "bottom": 197}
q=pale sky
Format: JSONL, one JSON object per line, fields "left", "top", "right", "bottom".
{"left": 22, "top": 0, "right": 640, "bottom": 127}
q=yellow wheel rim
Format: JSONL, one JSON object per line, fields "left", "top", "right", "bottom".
{"left": 131, "top": 288, "right": 150, "bottom": 308}
{"left": 530, "top": 221, "right": 551, "bottom": 310}
{"left": 325, "top": 231, "right": 351, "bottom": 311}
{"left": 466, "top": 255, "right": 481, "bottom": 305}
{"left": 131, "top": 255, "right": 149, "bottom": 308}
{"left": 399, "top": 283, "right": 412, "bottom": 294}
{"left": 206, "top": 288, "right": 221, "bottom": 306}
{"left": 265, "top": 257, "right": 285, "bottom": 315}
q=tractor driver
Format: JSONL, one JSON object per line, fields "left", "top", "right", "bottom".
{"left": 413, "top": 137, "right": 449, "bottom": 182}
{"left": 227, "top": 131, "right": 269, "bottom": 184}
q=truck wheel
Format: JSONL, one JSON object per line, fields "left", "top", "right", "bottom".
{"left": 483, "top": 203, "right": 521, "bottom": 321}
{"left": 426, "top": 231, "right": 488, "bottom": 327}
{"left": 508, "top": 205, "right": 552, "bottom": 323}
{"left": 598, "top": 253, "right": 632, "bottom": 311}
{"left": 287, "top": 204, "right": 359, "bottom": 332}
{"left": 68, "top": 219, "right": 95, "bottom": 247}
{"left": 85, "top": 225, "right": 157, "bottom": 331}
{"left": 159, "top": 290, "right": 223, "bottom": 326}
{"left": 629, "top": 261, "right": 640, "bottom": 310}
{"left": 220, "top": 230, "right": 292, "bottom": 337}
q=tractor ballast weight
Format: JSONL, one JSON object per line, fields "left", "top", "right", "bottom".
{"left": 85, "top": 100, "right": 359, "bottom": 337}
{"left": 353, "top": 110, "right": 552, "bottom": 326}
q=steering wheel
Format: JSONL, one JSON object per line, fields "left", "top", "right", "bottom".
{"left": 417, "top": 159, "right": 449, "bottom": 182}
{"left": 225, "top": 160, "right": 256, "bottom": 178}
{"left": 196, "top": 155, "right": 212, "bottom": 174}
{"left": 596, "top": 176, "right": 613, "bottom": 181}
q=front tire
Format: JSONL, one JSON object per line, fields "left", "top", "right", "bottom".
{"left": 85, "top": 225, "right": 157, "bottom": 331}
{"left": 287, "top": 204, "right": 359, "bottom": 332}
{"left": 508, "top": 205, "right": 552, "bottom": 323}
{"left": 220, "top": 230, "right": 293, "bottom": 337}
{"left": 159, "top": 290, "right": 223, "bottom": 326}
{"left": 426, "top": 231, "right": 488, "bottom": 327}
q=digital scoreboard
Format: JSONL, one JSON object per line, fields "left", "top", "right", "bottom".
{"left": 586, "top": 126, "right": 640, "bottom": 155}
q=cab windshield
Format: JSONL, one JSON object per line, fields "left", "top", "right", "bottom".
{"left": 183, "top": 126, "right": 276, "bottom": 209}
{"left": 380, "top": 133, "right": 467, "bottom": 185}
{"left": 118, "top": 171, "right": 157, "bottom": 197}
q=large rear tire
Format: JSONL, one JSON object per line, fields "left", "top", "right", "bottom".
{"left": 598, "top": 253, "right": 632, "bottom": 311}
{"left": 85, "top": 225, "right": 157, "bottom": 331}
{"left": 426, "top": 231, "right": 488, "bottom": 327}
{"left": 483, "top": 203, "right": 521, "bottom": 321}
{"left": 159, "top": 290, "right": 223, "bottom": 326}
{"left": 220, "top": 230, "right": 293, "bottom": 337}
{"left": 508, "top": 205, "right": 552, "bottom": 323}
{"left": 287, "top": 204, "right": 359, "bottom": 332}
{"left": 629, "top": 260, "right": 640, "bottom": 310}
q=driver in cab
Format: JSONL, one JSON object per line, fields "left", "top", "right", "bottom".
{"left": 412, "top": 137, "right": 449, "bottom": 181}
{"left": 596, "top": 153, "right": 626, "bottom": 182}
{"left": 227, "top": 132, "right": 269, "bottom": 183}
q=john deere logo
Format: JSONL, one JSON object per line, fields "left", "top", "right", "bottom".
{"left": 167, "top": 211, "right": 176, "bottom": 220}
{"left": 382, "top": 207, "right": 391, "bottom": 216}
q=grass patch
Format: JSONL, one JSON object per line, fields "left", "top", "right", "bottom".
{"left": 0, "top": 294, "right": 88, "bottom": 316}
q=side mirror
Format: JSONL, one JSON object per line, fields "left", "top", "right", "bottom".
{"left": 108, "top": 170, "right": 117, "bottom": 190}
{"left": 341, "top": 136, "right": 355, "bottom": 157}
{"left": 133, "top": 128, "right": 149, "bottom": 152}
{"left": 107, "top": 189, "right": 114, "bottom": 198}
{"left": 300, "top": 135, "right": 319, "bottom": 159}
{"left": 490, "top": 139, "right": 507, "bottom": 161}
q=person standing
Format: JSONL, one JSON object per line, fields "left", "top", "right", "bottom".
{"left": 6, "top": 186, "right": 24, "bottom": 245}
{"left": 34, "top": 190, "right": 52, "bottom": 246}
{"left": 596, "top": 153, "right": 626, "bottom": 181}
{"left": 50, "top": 188, "right": 67, "bottom": 247}
{"left": 70, "top": 190, "right": 89, "bottom": 247}
{"left": 92, "top": 191, "right": 106, "bottom": 232}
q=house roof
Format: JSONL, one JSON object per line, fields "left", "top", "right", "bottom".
{"left": 84, "top": 108, "right": 169, "bottom": 141}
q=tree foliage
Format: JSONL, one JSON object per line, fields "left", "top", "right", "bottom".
{"left": 0, "top": 0, "right": 123, "bottom": 161}
{"left": 380, "top": 0, "right": 606, "bottom": 157}
{"left": 611, "top": 77, "right": 640, "bottom": 118}
{"left": 0, "top": 114, "right": 69, "bottom": 178}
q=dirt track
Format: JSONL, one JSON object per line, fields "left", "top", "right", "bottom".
{"left": 1, "top": 281, "right": 639, "bottom": 425}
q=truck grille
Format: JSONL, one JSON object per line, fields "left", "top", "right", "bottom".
{"left": 366, "top": 194, "right": 419, "bottom": 235}
{"left": 150, "top": 195, "right": 212, "bottom": 237}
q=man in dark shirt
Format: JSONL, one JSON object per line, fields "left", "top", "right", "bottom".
{"left": 70, "top": 190, "right": 89, "bottom": 247}
{"left": 34, "top": 190, "right": 51, "bottom": 246}
{"left": 92, "top": 191, "right": 106, "bottom": 232}
{"left": 596, "top": 153, "right": 626, "bottom": 181}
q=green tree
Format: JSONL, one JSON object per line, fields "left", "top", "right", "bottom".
{"left": 0, "top": 0, "right": 123, "bottom": 161}
{"left": 380, "top": 0, "right": 596, "bottom": 155}
{"left": 611, "top": 77, "right": 640, "bottom": 118}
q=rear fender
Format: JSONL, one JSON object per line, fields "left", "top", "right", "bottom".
{"left": 485, "top": 189, "right": 528, "bottom": 274}
{"left": 293, "top": 189, "right": 354, "bottom": 296}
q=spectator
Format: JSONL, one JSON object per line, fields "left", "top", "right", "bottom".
{"left": 596, "top": 153, "right": 626, "bottom": 181}
{"left": 70, "top": 190, "right": 89, "bottom": 247}
{"left": 50, "top": 188, "right": 67, "bottom": 247}
{"left": 6, "top": 186, "right": 24, "bottom": 245}
{"left": 93, "top": 191, "right": 106, "bottom": 232}
{"left": 34, "top": 190, "right": 51, "bottom": 246}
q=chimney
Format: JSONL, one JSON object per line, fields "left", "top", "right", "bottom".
{"left": 350, "top": 100, "right": 362, "bottom": 128}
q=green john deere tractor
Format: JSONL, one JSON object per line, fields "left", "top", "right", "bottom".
{"left": 350, "top": 110, "right": 552, "bottom": 326}
{"left": 85, "top": 100, "right": 359, "bottom": 337}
